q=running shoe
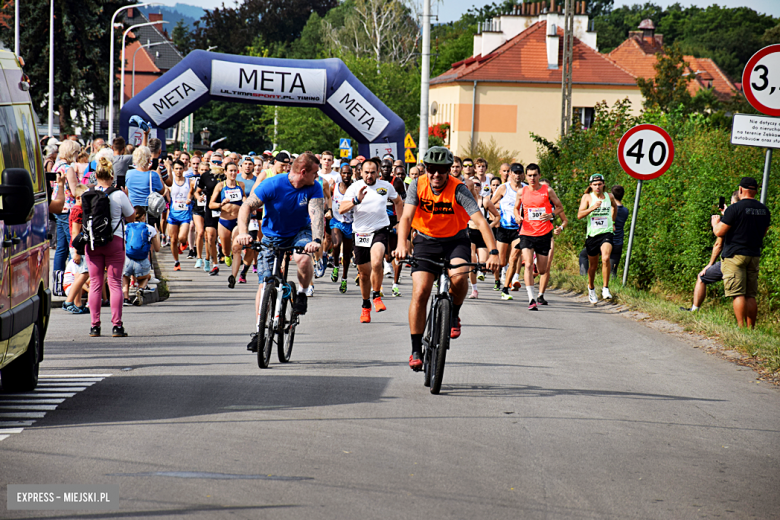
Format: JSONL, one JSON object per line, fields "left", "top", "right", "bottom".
{"left": 602, "top": 287, "right": 612, "bottom": 300}
{"left": 330, "top": 267, "right": 339, "bottom": 283}
{"left": 512, "top": 276, "right": 521, "bottom": 290}
{"left": 588, "top": 288, "right": 598, "bottom": 304}
{"left": 149, "top": 276, "right": 161, "bottom": 284}
{"left": 537, "top": 294, "right": 548, "bottom": 305}
{"left": 123, "top": 298, "right": 132, "bottom": 307}
{"left": 89, "top": 326, "right": 101, "bottom": 337}
{"left": 493, "top": 280, "right": 501, "bottom": 291}
{"left": 293, "top": 293, "right": 308, "bottom": 315}
{"left": 468, "top": 288, "right": 478, "bottom": 299}
{"left": 225, "top": 255, "right": 232, "bottom": 267}
{"left": 252, "top": 264, "right": 258, "bottom": 274}
{"left": 501, "top": 288, "right": 513, "bottom": 300}
{"left": 373, "top": 297, "right": 386, "bottom": 312}
{"left": 355, "top": 275, "right": 360, "bottom": 286}
{"left": 228, "top": 275, "right": 236, "bottom": 289}
{"left": 187, "top": 249, "right": 196, "bottom": 259}
{"left": 450, "top": 317, "right": 462, "bottom": 339}
{"left": 209, "top": 265, "right": 220, "bottom": 276}
{"left": 326, "top": 256, "right": 334, "bottom": 268}
{"left": 383, "top": 261, "right": 393, "bottom": 276}
{"left": 203, "top": 260, "right": 211, "bottom": 272}
{"left": 112, "top": 326, "right": 128, "bottom": 337}
{"left": 247, "top": 333, "right": 258, "bottom": 352}
{"left": 179, "top": 243, "right": 187, "bottom": 254}
{"left": 238, "top": 274, "right": 247, "bottom": 284}
{"left": 339, "top": 280, "right": 347, "bottom": 294}
{"left": 477, "top": 272, "right": 485, "bottom": 281}
{"left": 194, "top": 259, "right": 203, "bottom": 269}
{"left": 174, "top": 261, "right": 181, "bottom": 271}
{"left": 314, "top": 258, "right": 326, "bottom": 278}
{"left": 305, "top": 286, "right": 314, "bottom": 297}
{"left": 528, "top": 299, "right": 538, "bottom": 311}
{"left": 67, "top": 305, "right": 87, "bottom": 314}
{"left": 409, "top": 352, "right": 422, "bottom": 371}
{"left": 360, "top": 307, "right": 371, "bottom": 323}
{"left": 392, "top": 286, "right": 401, "bottom": 297}
{"left": 62, "top": 302, "right": 75, "bottom": 312}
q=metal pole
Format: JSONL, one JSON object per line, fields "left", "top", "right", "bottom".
{"left": 132, "top": 41, "right": 165, "bottom": 97}
{"left": 761, "top": 148, "right": 771, "bottom": 205}
{"left": 470, "top": 80, "right": 477, "bottom": 153}
{"left": 622, "top": 179, "right": 643, "bottom": 286}
{"left": 121, "top": 21, "right": 168, "bottom": 110}
{"left": 418, "top": 0, "right": 431, "bottom": 160}
{"left": 47, "top": 0, "right": 53, "bottom": 137}
{"left": 560, "top": 0, "right": 574, "bottom": 137}
{"left": 14, "top": 0, "right": 19, "bottom": 57}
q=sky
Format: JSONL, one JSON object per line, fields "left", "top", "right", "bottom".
{"left": 156, "top": 0, "right": 780, "bottom": 23}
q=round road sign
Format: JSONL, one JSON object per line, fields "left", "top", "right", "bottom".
{"left": 743, "top": 44, "right": 780, "bottom": 116}
{"left": 617, "top": 124, "right": 674, "bottom": 181}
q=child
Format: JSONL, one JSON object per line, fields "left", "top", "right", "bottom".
{"left": 62, "top": 185, "right": 90, "bottom": 313}
{"left": 122, "top": 206, "right": 160, "bottom": 306}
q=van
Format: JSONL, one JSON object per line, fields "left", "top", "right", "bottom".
{"left": 0, "top": 50, "right": 52, "bottom": 392}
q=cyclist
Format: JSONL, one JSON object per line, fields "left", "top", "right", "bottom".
{"left": 394, "top": 147, "right": 499, "bottom": 370}
{"left": 166, "top": 160, "right": 193, "bottom": 271}
{"left": 330, "top": 163, "right": 355, "bottom": 293}
{"left": 235, "top": 152, "right": 324, "bottom": 350}
{"left": 210, "top": 162, "right": 246, "bottom": 288}
{"left": 577, "top": 173, "right": 617, "bottom": 303}
{"left": 490, "top": 163, "right": 525, "bottom": 299}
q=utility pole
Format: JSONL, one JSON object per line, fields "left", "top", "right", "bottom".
{"left": 418, "top": 0, "right": 431, "bottom": 161}
{"left": 560, "top": 0, "right": 574, "bottom": 137}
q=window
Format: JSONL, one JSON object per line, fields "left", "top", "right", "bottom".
{"left": 575, "top": 107, "right": 595, "bottom": 130}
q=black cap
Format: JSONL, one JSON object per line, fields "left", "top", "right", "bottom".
{"left": 739, "top": 176, "right": 758, "bottom": 190}
{"left": 275, "top": 152, "right": 291, "bottom": 163}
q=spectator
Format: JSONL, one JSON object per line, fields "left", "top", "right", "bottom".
{"left": 89, "top": 138, "right": 105, "bottom": 161}
{"left": 125, "top": 146, "right": 165, "bottom": 231}
{"left": 62, "top": 184, "right": 89, "bottom": 314}
{"left": 125, "top": 144, "right": 135, "bottom": 156}
{"left": 148, "top": 137, "right": 172, "bottom": 187}
{"left": 122, "top": 206, "right": 161, "bottom": 306}
{"left": 85, "top": 158, "right": 135, "bottom": 337}
{"left": 111, "top": 137, "right": 132, "bottom": 189}
{"left": 609, "top": 185, "right": 630, "bottom": 276}
{"left": 711, "top": 177, "right": 772, "bottom": 328}
{"left": 51, "top": 140, "right": 81, "bottom": 273}
{"left": 43, "top": 144, "right": 58, "bottom": 172}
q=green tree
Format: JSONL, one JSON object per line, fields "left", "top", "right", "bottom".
{"left": 761, "top": 22, "right": 780, "bottom": 46}
{"left": 0, "top": 0, "right": 135, "bottom": 136}
{"left": 171, "top": 19, "right": 193, "bottom": 57}
{"left": 636, "top": 43, "right": 692, "bottom": 112}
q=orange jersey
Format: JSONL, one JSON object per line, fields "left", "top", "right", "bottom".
{"left": 412, "top": 175, "right": 471, "bottom": 238}
{"left": 518, "top": 184, "right": 554, "bottom": 236}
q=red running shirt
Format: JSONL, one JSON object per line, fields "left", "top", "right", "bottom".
{"left": 518, "top": 184, "right": 553, "bottom": 236}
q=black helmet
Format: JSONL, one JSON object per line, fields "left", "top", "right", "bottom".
{"left": 423, "top": 146, "right": 453, "bottom": 166}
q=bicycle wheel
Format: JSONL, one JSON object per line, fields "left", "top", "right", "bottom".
{"left": 430, "top": 298, "right": 451, "bottom": 395}
{"left": 258, "top": 285, "right": 276, "bottom": 369}
{"left": 422, "top": 297, "right": 436, "bottom": 388}
{"left": 278, "top": 282, "right": 297, "bottom": 363}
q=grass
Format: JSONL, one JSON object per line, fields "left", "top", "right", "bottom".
{"left": 547, "top": 244, "right": 780, "bottom": 373}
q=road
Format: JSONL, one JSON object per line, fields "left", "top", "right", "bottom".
{"left": 1, "top": 250, "right": 779, "bottom": 519}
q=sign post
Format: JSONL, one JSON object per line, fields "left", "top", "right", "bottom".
{"left": 741, "top": 43, "right": 780, "bottom": 204}
{"left": 617, "top": 124, "right": 675, "bottom": 285}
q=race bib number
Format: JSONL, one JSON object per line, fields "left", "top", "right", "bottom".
{"left": 248, "top": 219, "right": 260, "bottom": 231}
{"left": 211, "top": 210, "right": 221, "bottom": 218}
{"left": 174, "top": 201, "right": 188, "bottom": 211}
{"left": 355, "top": 232, "right": 374, "bottom": 247}
{"left": 226, "top": 189, "right": 242, "bottom": 202}
{"left": 527, "top": 208, "right": 546, "bottom": 221}
{"left": 197, "top": 198, "right": 206, "bottom": 207}
{"left": 591, "top": 216, "right": 609, "bottom": 230}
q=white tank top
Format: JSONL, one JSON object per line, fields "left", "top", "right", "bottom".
{"left": 499, "top": 182, "right": 519, "bottom": 229}
{"left": 331, "top": 182, "right": 353, "bottom": 224}
{"left": 169, "top": 177, "right": 191, "bottom": 214}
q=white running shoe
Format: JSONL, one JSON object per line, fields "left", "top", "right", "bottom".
{"left": 149, "top": 276, "right": 160, "bottom": 285}
{"left": 602, "top": 287, "right": 612, "bottom": 300}
{"left": 383, "top": 260, "right": 393, "bottom": 276}
{"left": 588, "top": 288, "right": 598, "bottom": 304}
{"left": 305, "top": 286, "right": 314, "bottom": 297}
{"left": 468, "top": 289, "right": 478, "bottom": 299}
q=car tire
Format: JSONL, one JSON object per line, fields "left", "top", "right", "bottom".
{"left": 1, "top": 323, "right": 40, "bottom": 392}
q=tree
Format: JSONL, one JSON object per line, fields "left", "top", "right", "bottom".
{"left": 637, "top": 43, "right": 692, "bottom": 112}
{"left": 762, "top": 23, "right": 780, "bottom": 46}
{"left": 0, "top": 0, "right": 135, "bottom": 136}
{"left": 171, "top": 19, "right": 193, "bottom": 57}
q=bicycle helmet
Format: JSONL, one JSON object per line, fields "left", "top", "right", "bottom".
{"left": 423, "top": 146, "right": 453, "bottom": 166}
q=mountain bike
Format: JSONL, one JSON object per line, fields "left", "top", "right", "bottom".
{"left": 404, "top": 255, "right": 485, "bottom": 394}
{"left": 244, "top": 242, "right": 303, "bottom": 368}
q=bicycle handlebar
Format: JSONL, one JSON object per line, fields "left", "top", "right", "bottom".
{"left": 242, "top": 242, "right": 305, "bottom": 254}
{"left": 401, "top": 255, "right": 487, "bottom": 271}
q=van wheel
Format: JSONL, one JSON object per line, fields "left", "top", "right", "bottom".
{"left": 1, "top": 324, "right": 40, "bottom": 392}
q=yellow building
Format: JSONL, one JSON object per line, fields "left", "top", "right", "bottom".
{"left": 429, "top": 7, "right": 643, "bottom": 164}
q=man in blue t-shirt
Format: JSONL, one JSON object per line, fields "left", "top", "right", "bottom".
{"left": 236, "top": 152, "right": 324, "bottom": 335}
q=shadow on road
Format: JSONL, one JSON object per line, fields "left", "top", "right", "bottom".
{"left": 439, "top": 383, "right": 726, "bottom": 401}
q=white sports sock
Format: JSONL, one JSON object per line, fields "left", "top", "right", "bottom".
{"left": 298, "top": 287, "right": 307, "bottom": 294}
{"left": 526, "top": 286, "right": 535, "bottom": 302}
{"left": 691, "top": 305, "right": 699, "bottom": 311}
{"left": 471, "top": 283, "right": 477, "bottom": 292}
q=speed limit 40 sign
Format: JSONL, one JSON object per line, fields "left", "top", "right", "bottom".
{"left": 743, "top": 44, "right": 780, "bottom": 116}
{"left": 617, "top": 124, "right": 675, "bottom": 180}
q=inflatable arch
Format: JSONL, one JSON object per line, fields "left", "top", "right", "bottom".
{"left": 120, "top": 50, "right": 405, "bottom": 159}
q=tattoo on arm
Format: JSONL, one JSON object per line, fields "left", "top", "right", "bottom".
{"left": 309, "top": 197, "right": 325, "bottom": 242}
{"left": 244, "top": 192, "right": 264, "bottom": 212}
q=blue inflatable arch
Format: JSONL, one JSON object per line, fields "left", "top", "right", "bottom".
{"left": 120, "top": 50, "right": 405, "bottom": 159}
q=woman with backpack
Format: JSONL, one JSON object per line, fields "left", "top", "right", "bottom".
{"left": 83, "top": 158, "right": 135, "bottom": 338}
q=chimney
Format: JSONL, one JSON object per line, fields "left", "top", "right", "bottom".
{"left": 638, "top": 19, "right": 656, "bottom": 46}
{"left": 550, "top": 0, "right": 556, "bottom": 12}
{"left": 149, "top": 12, "right": 164, "bottom": 33}
{"left": 546, "top": 22, "right": 559, "bottom": 69}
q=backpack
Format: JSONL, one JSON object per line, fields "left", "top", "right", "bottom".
{"left": 125, "top": 222, "right": 151, "bottom": 261}
{"left": 81, "top": 187, "right": 120, "bottom": 250}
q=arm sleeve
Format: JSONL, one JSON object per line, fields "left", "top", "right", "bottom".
{"left": 405, "top": 179, "right": 419, "bottom": 205}
{"left": 455, "top": 184, "right": 480, "bottom": 216}
{"left": 720, "top": 203, "right": 738, "bottom": 226}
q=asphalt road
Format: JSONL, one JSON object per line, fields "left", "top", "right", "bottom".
{"left": 1, "top": 250, "right": 778, "bottom": 519}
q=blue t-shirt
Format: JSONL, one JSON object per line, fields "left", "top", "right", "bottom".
{"left": 253, "top": 174, "right": 323, "bottom": 238}
{"left": 613, "top": 204, "right": 630, "bottom": 245}
{"left": 125, "top": 169, "right": 164, "bottom": 207}
{"left": 238, "top": 175, "right": 256, "bottom": 198}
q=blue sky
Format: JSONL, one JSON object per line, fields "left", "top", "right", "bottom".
{"left": 156, "top": 0, "right": 780, "bottom": 23}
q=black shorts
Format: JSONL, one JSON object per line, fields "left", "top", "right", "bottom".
{"left": 388, "top": 228, "right": 398, "bottom": 252}
{"left": 585, "top": 232, "right": 614, "bottom": 257}
{"left": 249, "top": 229, "right": 259, "bottom": 241}
{"left": 411, "top": 234, "right": 472, "bottom": 275}
{"left": 192, "top": 204, "right": 206, "bottom": 217}
{"left": 699, "top": 261, "right": 723, "bottom": 285}
{"left": 324, "top": 216, "right": 332, "bottom": 234}
{"left": 354, "top": 228, "right": 389, "bottom": 265}
{"left": 204, "top": 210, "right": 219, "bottom": 230}
{"left": 516, "top": 231, "right": 553, "bottom": 256}
{"left": 495, "top": 226, "right": 519, "bottom": 244}
{"left": 468, "top": 227, "right": 486, "bottom": 249}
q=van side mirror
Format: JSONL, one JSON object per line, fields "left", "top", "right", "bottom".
{"left": 0, "top": 168, "right": 35, "bottom": 225}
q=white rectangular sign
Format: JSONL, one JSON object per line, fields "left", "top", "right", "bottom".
{"left": 128, "top": 128, "right": 158, "bottom": 147}
{"left": 327, "top": 81, "right": 389, "bottom": 142}
{"left": 211, "top": 60, "right": 326, "bottom": 105}
{"left": 139, "top": 68, "right": 208, "bottom": 125}
{"left": 731, "top": 113, "right": 780, "bottom": 149}
{"left": 370, "top": 142, "right": 397, "bottom": 160}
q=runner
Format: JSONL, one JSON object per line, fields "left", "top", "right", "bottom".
{"left": 329, "top": 163, "right": 355, "bottom": 294}
{"left": 537, "top": 178, "right": 561, "bottom": 302}
{"left": 390, "top": 164, "right": 409, "bottom": 296}
{"left": 257, "top": 152, "right": 291, "bottom": 182}
{"left": 234, "top": 152, "right": 324, "bottom": 350}
{"left": 209, "top": 163, "right": 246, "bottom": 287}
{"left": 235, "top": 158, "right": 259, "bottom": 283}
{"left": 490, "top": 163, "right": 525, "bottom": 299}
{"left": 513, "top": 164, "right": 568, "bottom": 310}
{"left": 498, "top": 163, "right": 511, "bottom": 184}
{"left": 197, "top": 164, "right": 226, "bottom": 275}
{"left": 318, "top": 150, "right": 340, "bottom": 185}
{"left": 188, "top": 161, "right": 210, "bottom": 269}
{"left": 166, "top": 160, "right": 193, "bottom": 272}
{"left": 393, "top": 147, "right": 499, "bottom": 369}
{"left": 379, "top": 158, "right": 402, "bottom": 294}
{"left": 576, "top": 173, "right": 616, "bottom": 303}
{"left": 339, "top": 157, "right": 403, "bottom": 323}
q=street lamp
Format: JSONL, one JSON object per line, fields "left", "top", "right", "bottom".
{"left": 132, "top": 41, "right": 166, "bottom": 97}
{"left": 107, "top": 2, "right": 160, "bottom": 141}
{"left": 47, "top": 0, "right": 53, "bottom": 137}
{"left": 120, "top": 21, "right": 168, "bottom": 110}
{"left": 200, "top": 127, "right": 210, "bottom": 147}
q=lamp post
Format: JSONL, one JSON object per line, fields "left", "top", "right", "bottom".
{"left": 200, "top": 127, "right": 210, "bottom": 147}
{"left": 14, "top": 0, "right": 19, "bottom": 57}
{"left": 120, "top": 21, "right": 168, "bottom": 110}
{"left": 132, "top": 41, "right": 166, "bottom": 97}
{"left": 107, "top": 2, "right": 160, "bottom": 141}
{"left": 47, "top": 0, "right": 53, "bottom": 137}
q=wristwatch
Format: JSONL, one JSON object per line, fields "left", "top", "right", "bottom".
{"left": 313, "top": 238, "right": 322, "bottom": 244}
{"left": 489, "top": 249, "right": 499, "bottom": 256}
{"left": 353, "top": 196, "right": 361, "bottom": 205}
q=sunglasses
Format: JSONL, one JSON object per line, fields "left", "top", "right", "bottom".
{"left": 462, "top": 163, "right": 474, "bottom": 167}
{"left": 426, "top": 164, "right": 450, "bottom": 175}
